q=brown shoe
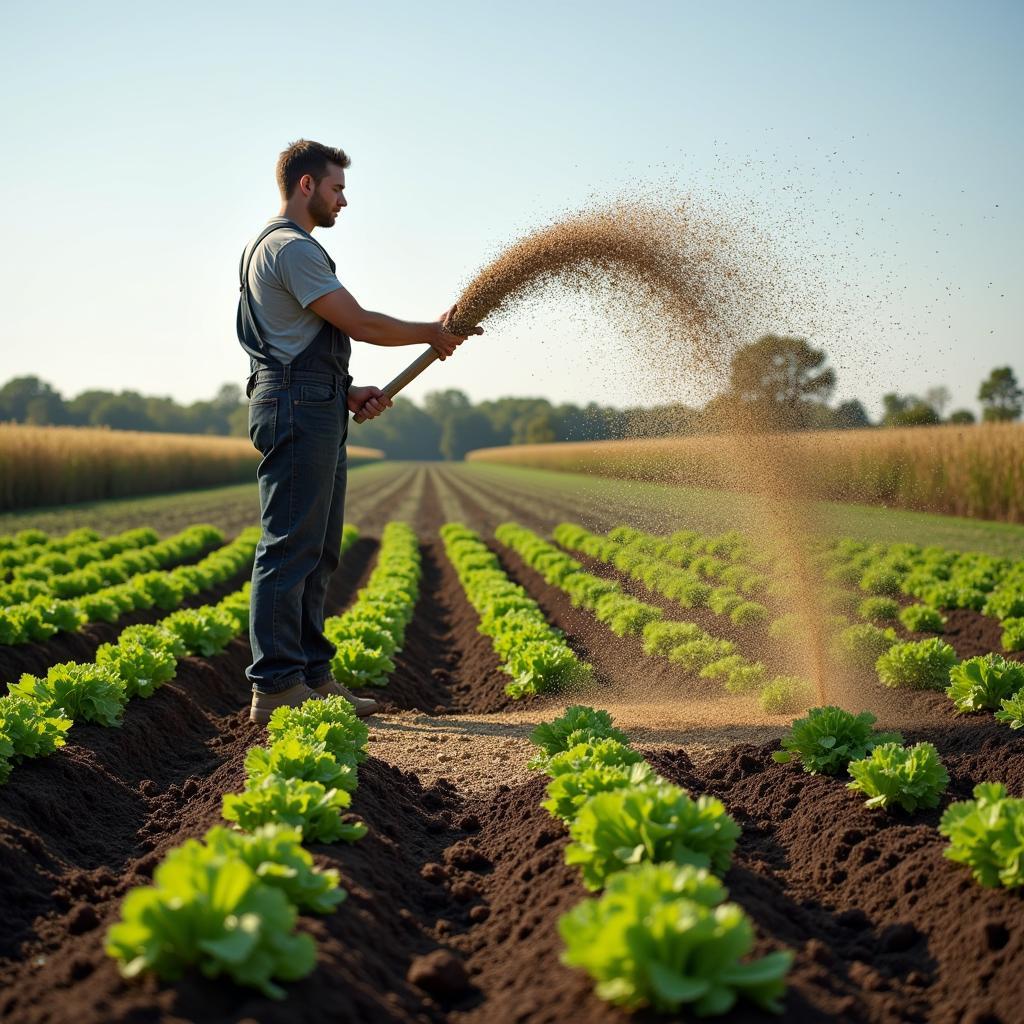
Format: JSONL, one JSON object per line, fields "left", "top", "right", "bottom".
{"left": 249, "top": 682, "right": 324, "bottom": 726}
{"left": 313, "top": 679, "right": 379, "bottom": 718}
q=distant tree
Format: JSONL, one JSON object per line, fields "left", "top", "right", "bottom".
{"left": 924, "top": 386, "right": 952, "bottom": 419}
{"left": 948, "top": 409, "right": 976, "bottom": 425}
{"left": 440, "top": 409, "right": 499, "bottom": 461}
{"left": 978, "top": 367, "right": 1023, "bottom": 422}
{"left": 523, "top": 412, "right": 557, "bottom": 444}
{"left": 0, "top": 376, "right": 65, "bottom": 423}
{"left": 65, "top": 389, "right": 117, "bottom": 426}
{"left": 89, "top": 392, "right": 152, "bottom": 431}
{"left": 832, "top": 399, "right": 871, "bottom": 430}
{"left": 355, "top": 397, "right": 442, "bottom": 459}
{"left": 726, "top": 335, "right": 836, "bottom": 430}
{"left": 881, "top": 393, "right": 940, "bottom": 428}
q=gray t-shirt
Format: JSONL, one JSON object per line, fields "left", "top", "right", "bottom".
{"left": 241, "top": 218, "right": 343, "bottom": 364}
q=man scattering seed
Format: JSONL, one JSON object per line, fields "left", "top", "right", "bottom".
{"left": 238, "top": 139, "right": 482, "bottom": 725}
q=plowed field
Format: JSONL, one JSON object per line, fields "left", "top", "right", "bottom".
{"left": 2, "top": 462, "right": 1022, "bottom": 1024}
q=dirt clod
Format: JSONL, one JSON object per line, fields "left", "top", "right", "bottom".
{"left": 406, "top": 949, "right": 470, "bottom": 998}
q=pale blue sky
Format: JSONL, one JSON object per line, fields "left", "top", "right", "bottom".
{"left": 1, "top": 0, "right": 1020, "bottom": 419}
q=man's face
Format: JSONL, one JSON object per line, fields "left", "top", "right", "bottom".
{"left": 306, "top": 165, "right": 347, "bottom": 228}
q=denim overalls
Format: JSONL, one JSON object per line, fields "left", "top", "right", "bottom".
{"left": 237, "top": 222, "right": 353, "bottom": 694}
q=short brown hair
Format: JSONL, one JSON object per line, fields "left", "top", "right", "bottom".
{"left": 276, "top": 139, "right": 351, "bottom": 199}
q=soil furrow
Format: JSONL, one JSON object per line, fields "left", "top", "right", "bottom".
{"left": 0, "top": 560, "right": 255, "bottom": 689}
{"left": 352, "top": 470, "right": 516, "bottom": 716}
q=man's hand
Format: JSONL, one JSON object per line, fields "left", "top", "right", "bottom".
{"left": 430, "top": 303, "right": 484, "bottom": 361}
{"left": 347, "top": 385, "right": 393, "bottom": 420}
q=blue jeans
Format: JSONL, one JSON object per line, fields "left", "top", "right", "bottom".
{"left": 246, "top": 370, "right": 349, "bottom": 694}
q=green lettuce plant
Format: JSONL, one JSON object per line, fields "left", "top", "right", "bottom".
{"left": 329, "top": 637, "right": 395, "bottom": 688}
{"left": 565, "top": 781, "right": 740, "bottom": 890}
{"left": 267, "top": 695, "right": 369, "bottom": 773}
{"left": 773, "top": 707, "right": 903, "bottom": 775}
{"left": 875, "top": 638, "right": 957, "bottom": 690}
{"left": 95, "top": 639, "right": 178, "bottom": 699}
{"left": 163, "top": 606, "right": 239, "bottom": 657}
{"left": 641, "top": 620, "right": 704, "bottom": 657}
{"left": 0, "top": 692, "right": 72, "bottom": 766}
{"left": 543, "top": 761, "right": 652, "bottom": 823}
{"left": 846, "top": 742, "right": 949, "bottom": 812}
{"left": 559, "top": 863, "right": 791, "bottom": 1015}
{"left": 245, "top": 733, "right": 357, "bottom": 793}
{"left": 1001, "top": 618, "right": 1024, "bottom": 653}
{"left": 939, "top": 782, "right": 1024, "bottom": 888}
{"left": 729, "top": 601, "right": 769, "bottom": 628}
{"left": 529, "top": 706, "right": 629, "bottom": 769}
{"left": 857, "top": 596, "right": 899, "bottom": 623}
{"left": 898, "top": 604, "right": 945, "bottom": 633}
{"left": 202, "top": 824, "right": 346, "bottom": 914}
{"left": 994, "top": 690, "right": 1024, "bottom": 730}
{"left": 946, "top": 655, "right": 1024, "bottom": 713}
{"left": 222, "top": 774, "right": 365, "bottom": 844}
{"left": 594, "top": 592, "right": 663, "bottom": 636}
{"left": 14, "top": 661, "right": 126, "bottom": 725}
{"left": 546, "top": 738, "right": 644, "bottom": 778}
{"left": 759, "top": 676, "right": 811, "bottom": 715}
{"left": 105, "top": 842, "right": 316, "bottom": 998}
{"left": 832, "top": 623, "right": 898, "bottom": 670}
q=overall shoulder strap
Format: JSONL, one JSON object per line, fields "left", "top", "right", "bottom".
{"left": 238, "top": 222, "right": 294, "bottom": 293}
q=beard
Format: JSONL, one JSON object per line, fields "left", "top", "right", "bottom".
{"left": 308, "top": 189, "right": 337, "bottom": 229}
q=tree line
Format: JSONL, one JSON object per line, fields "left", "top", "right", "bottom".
{"left": 2, "top": 337, "right": 1020, "bottom": 460}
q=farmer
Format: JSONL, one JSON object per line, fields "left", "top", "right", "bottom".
{"left": 237, "top": 139, "right": 482, "bottom": 725}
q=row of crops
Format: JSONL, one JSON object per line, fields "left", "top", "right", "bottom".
{"left": 3, "top": 510, "right": 1023, "bottom": 1018}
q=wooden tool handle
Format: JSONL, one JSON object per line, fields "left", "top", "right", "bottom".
{"left": 352, "top": 348, "right": 440, "bottom": 424}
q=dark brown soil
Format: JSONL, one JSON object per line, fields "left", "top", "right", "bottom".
{"left": 4, "top": 465, "right": 1024, "bottom": 1023}
{"left": 352, "top": 472, "right": 527, "bottom": 716}
{"left": 0, "top": 541, "right": 257, "bottom": 690}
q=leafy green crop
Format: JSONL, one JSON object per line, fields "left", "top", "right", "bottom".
{"left": 559, "top": 863, "right": 791, "bottom": 1015}
{"left": 202, "top": 824, "right": 345, "bottom": 914}
{"left": 543, "top": 762, "right": 652, "bottom": 823}
{"left": 504, "top": 640, "right": 593, "bottom": 697}
{"left": 0, "top": 692, "right": 72, "bottom": 762}
{"left": 546, "top": 738, "right": 644, "bottom": 778}
{"left": 267, "top": 695, "right": 369, "bottom": 773}
{"left": 329, "top": 637, "right": 395, "bottom": 688}
{"left": 946, "top": 655, "right": 1024, "bottom": 713}
{"left": 594, "top": 592, "right": 663, "bottom": 636}
{"left": 117, "top": 622, "right": 187, "bottom": 658}
{"left": 105, "top": 839, "right": 317, "bottom": 998}
{"left": 857, "top": 596, "right": 899, "bottom": 623}
{"left": 529, "top": 706, "right": 629, "bottom": 769}
{"left": 565, "top": 781, "right": 740, "bottom": 890}
{"left": 831, "top": 623, "right": 898, "bottom": 670}
{"left": 940, "top": 782, "right": 1024, "bottom": 888}
{"left": 95, "top": 639, "right": 177, "bottom": 699}
{"left": 995, "top": 690, "right": 1024, "bottom": 730}
{"left": 1001, "top": 617, "right": 1024, "bottom": 653}
{"left": 641, "top": 620, "right": 704, "bottom": 656}
{"left": 846, "top": 742, "right": 949, "bottom": 812}
{"left": 245, "top": 733, "right": 357, "bottom": 793}
{"left": 898, "top": 604, "right": 945, "bottom": 633}
{"left": 875, "top": 638, "right": 957, "bottom": 690}
{"left": 773, "top": 707, "right": 903, "bottom": 775}
{"left": 222, "top": 774, "right": 365, "bottom": 844}
{"left": 14, "top": 661, "right": 126, "bottom": 725}
{"left": 758, "top": 676, "right": 811, "bottom": 715}
{"left": 163, "top": 606, "right": 239, "bottom": 657}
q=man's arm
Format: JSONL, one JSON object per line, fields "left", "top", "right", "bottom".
{"left": 309, "top": 287, "right": 479, "bottom": 359}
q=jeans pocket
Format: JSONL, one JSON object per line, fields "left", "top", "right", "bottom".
{"left": 295, "top": 383, "right": 337, "bottom": 406}
{"left": 248, "top": 397, "right": 278, "bottom": 456}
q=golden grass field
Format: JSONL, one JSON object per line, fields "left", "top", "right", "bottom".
{"left": 0, "top": 424, "right": 383, "bottom": 512}
{"left": 468, "top": 421, "right": 1024, "bottom": 523}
